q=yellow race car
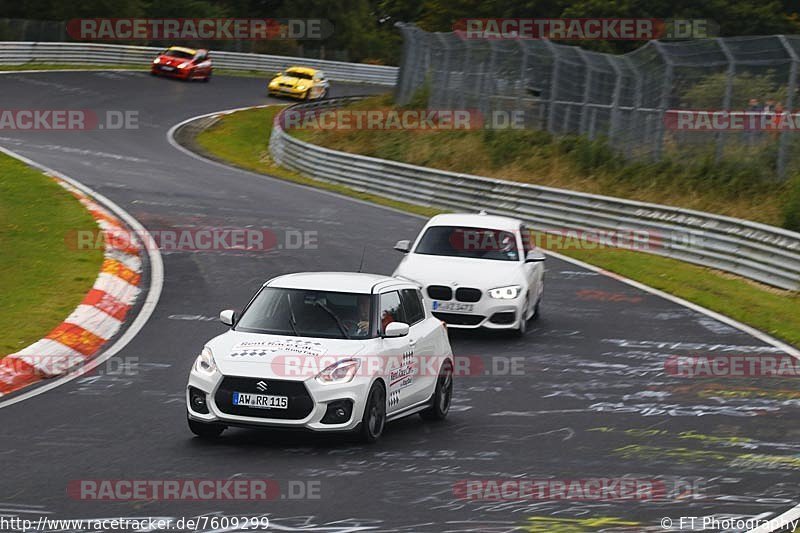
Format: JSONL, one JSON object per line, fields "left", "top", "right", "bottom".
{"left": 268, "top": 66, "right": 330, "bottom": 100}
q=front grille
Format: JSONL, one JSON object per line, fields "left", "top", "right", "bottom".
{"left": 214, "top": 376, "right": 314, "bottom": 420}
{"left": 490, "top": 311, "right": 516, "bottom": 324}
{"left": 427, "top": 285, "right": 452, "bottom": 300}
{"left": 432, "top": 312, "right": 485, "bottom": 326}
{"left": 455, "top": 287, "right": 482, "bottom": 302}
{"left": 279, "top": 83, "right": 294, "bottom": 88}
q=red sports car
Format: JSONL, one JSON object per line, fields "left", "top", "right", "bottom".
{"left": 151, "top": 46, "right": 212, "bottom": 81}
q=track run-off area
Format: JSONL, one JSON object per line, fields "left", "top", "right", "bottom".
{"left": 0, "top": 70, "right": 798, "bottom": 533}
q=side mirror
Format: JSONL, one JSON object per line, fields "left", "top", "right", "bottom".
{"left": 383, "top": 322, "right": 409, "bottom": 338}
{"left": 394, "top": 240, "right": 411, "bottom": 253}
{"left": 219, "top": 309, "right": 236, "bottom": 326}
{"left": 525, "top": 250, "right": 546, "bottom": 263}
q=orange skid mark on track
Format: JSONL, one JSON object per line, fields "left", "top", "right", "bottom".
{"left": 575, "top": 289, "right": 643, "bottom": 304}
{"left": 524, "top": 516, "right": 641, "bottom": 532}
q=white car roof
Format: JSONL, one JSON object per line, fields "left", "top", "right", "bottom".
{"left": 425, "top": 213, "right": 522, "bottom": 232}
{"left": 266, "top": 272, "right": 405, "bottom": 294}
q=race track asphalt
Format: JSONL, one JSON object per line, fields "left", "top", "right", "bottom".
{"left": 0, "top": 71, "right": 797, "bottom": 533}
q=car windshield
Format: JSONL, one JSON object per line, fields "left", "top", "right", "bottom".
{"left": 286, "top": 70, "right": 313, "bottom": 79}
{"left": 236, "top": 288, "right": 373, "bottom": 339}
{"left": 163, "top": 49, "right": 194, "bottom": 60}
{"left": 414, "top": 225, "right": 519, "bottom": 261}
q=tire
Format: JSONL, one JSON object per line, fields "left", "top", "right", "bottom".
{"left": 187, "top": 417, "right": 225, "bottom": 439}
{"left": 359, "top": 381, "right": 386, "bottom": 443}
{"left": 531, "top": 297, "right": 541, "bottom": 321}
{"left": 420, "top": 360, "right": 453, "bottom": 421}
{"left": 202, "top": 74, "right": 211, "bottom": 82}
{"left": 514, "top": 298, "right": 529, "bottom": 336}
{"left": 303, "top": 90, "right": 311, "bottom": 101}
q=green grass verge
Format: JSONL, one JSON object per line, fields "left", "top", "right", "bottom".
{"left": 193, "top": 106, "right": 800, "bottom": 348}
{"left": 0, "top": 154, "right": 104, "bottom": 355}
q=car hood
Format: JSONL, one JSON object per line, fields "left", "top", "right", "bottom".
{"left": 206, "top": 330, "right": 366, "bottom": 379}
{"left": 270, "top": 75, "right": 308, "bottom": 87}
{"left": 394, "top": 253, "right": 525, "bottom": 289}
{"left": 155, "top": 55, "right": 191, "bottom": 67}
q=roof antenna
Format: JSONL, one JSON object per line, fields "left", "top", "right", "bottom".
{"left": 357, "top": 246, "right": 367, "bottom": 273}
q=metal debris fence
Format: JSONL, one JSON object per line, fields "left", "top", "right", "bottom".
{"left": 395, "top": 24, "right": 800, "bottom": 178}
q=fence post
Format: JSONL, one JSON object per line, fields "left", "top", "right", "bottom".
{"left": 543, "top": 40, "right": 560, "bottom": 134}
{"left": 716, "top": 38, "right": 735, "bottom": 163}
{"left": 778, "top": 35, "right": 798, "bottom": 179}
{"left": 433, "top": 33, "right": 452, "bottom": 110}
{"left": 652, "top": 41, "right": 674, "bottom": 161}
{"left": 576, "top": 48, "right": 593, "bottom": 138}
{"left": 516, "top": 39, "right": 529, "bottom": 122}
{"left": 608, "top": 57, "right": 624, "bottom": 145}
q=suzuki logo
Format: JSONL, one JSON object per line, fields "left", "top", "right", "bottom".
{"left": 256, "top": 381, "right": 269, "bottom": 392}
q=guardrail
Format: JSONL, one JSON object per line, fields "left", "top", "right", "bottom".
{"left": 270, "top": 96, "right": 800, "bottom": 291}
{"left": 0, "top": 42, "right": 398, "bottom": 85}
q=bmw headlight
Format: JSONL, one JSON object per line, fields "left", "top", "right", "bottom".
{"left": 489, "top": 285, "right": 522, "bottom": 299}
{"left": 316, "top": 359, "right": 360, "bottom": 384}
{"left": 194, "top": 347, "right": 217, "bottom": 374}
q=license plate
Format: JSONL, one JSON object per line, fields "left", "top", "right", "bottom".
{"left": 233, "top": 392, "right": 288, "bottom": 409}
{"left": 432, "top": 301, "right": 474, "bottom": 313}
{"left": 161, "top": 66, "right": 175, "bottom": 71}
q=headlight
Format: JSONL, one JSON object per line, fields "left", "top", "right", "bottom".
{"left": 153, "top": 58, "right": 161, "bottom": 64}
{"left": 316, "top": 359, "right": 360, "bottom": 384}
{"left": 194, "top": 347, "right": 217, "bottom": 374}
{"left": 178, "top": 62, "right": 190, "bottom": 69}
{"left": 489, "top": 285, "right": 522, "bottom": 299}
{"left": 297, "top": 85, "right": 307, "bottom": 90}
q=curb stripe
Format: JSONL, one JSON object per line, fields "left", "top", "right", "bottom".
{"left": 0, "top": 171, "right": 144, "bottom": 396}
{"left": 81, "top": 289, "right": 132, "bottom": 321}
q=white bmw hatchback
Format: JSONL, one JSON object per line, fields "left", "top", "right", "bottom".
{"left": 393, "top": 213, "right": 546, "bottom": 335}
{"left": 186, "top": 272, "right": 454, "bottom": 442}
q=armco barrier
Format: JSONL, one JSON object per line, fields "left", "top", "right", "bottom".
{"left": 270, "top": 97, "right": 800, "bottom": 291}
{"left": 0, "top": 42, "right": 398, "bottom": 85}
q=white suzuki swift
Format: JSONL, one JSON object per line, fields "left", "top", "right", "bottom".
{"left": 187, "top": 272, "right": 454, "bottom": 442}
{"left": 393, "top": 213, "right": 546, "bottom": 335}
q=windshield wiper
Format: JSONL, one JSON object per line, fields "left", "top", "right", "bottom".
{"left": 286, "top": 293, "right": 300, "bottom": 336}
{"left": 314, "top": 301, "right": 351, "bottom": 339}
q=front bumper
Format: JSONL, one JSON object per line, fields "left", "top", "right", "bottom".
{"left": 268, "top": 86, "right": 308, "bottom": 98}
{"left": 187, "top": 368, "right": 372, "bottom": 432}
{"left": 431, "top": 300, "right": 524, "bottom": 330}
{"left": 151, "top": 65, "right": 193, "bottom": 79}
